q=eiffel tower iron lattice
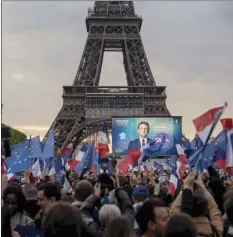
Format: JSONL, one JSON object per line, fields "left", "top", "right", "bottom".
{"left": 45, "top": 1, "right": 170, "bottom": 151}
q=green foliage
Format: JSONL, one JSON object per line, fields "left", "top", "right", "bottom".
{"left": 10, "top": 128, "right": 27, "bottom": 145}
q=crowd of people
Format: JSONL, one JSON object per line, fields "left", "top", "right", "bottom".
{"left": 1, "top": 163, "right": 233, "bottom": 237}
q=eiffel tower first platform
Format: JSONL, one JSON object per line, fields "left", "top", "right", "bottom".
{"left": 46, "top": 1, "right": 170, "bottom": 151}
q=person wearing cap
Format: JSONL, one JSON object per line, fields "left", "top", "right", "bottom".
{"left": 132, "top": 186, "right": 150, "bottom": 236}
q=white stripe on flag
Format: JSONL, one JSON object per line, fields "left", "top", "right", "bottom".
{"left": 226, "top": 129, "right": 233, "bottom": 167}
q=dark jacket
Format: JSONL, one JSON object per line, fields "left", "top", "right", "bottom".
{"left": 80, "top": 188, "right": 134, "bottom": 237}
{"left": 225, "top": 226, "right": 233, "bottom": 237}
{"left": 1, "top": 205, "right": 12, "bottom": 237}
{"left": 24, "top": 200, "right": 40, "bottom": 219}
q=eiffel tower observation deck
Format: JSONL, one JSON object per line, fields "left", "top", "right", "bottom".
{"left": 45, "top": 1, "right": 170, "bottom": 151}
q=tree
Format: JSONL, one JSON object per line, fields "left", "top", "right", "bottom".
{"left": 10, "top": 128, "right": 27, "bottom": 145}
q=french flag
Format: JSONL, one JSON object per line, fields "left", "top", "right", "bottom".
{"left": 168, "top": 160, "right": 181, "bottom": 196}
{"left": 59, "top": 147, "right": 72, "bottom": 157}
{"left": 97, "top": 122, "right": 110, "bottom": 159}
{"left": 193, "top": 103, "right": 228, "bottom": 145}
{"left": 75, "top": 144, "right": 87, "bottom": 162}
{"left": 49, "top": 167, "right": 56, "bottom": 176}
{"left": 118, "top": 159, "right": 130, "bottom": 174}
{"left": 118, "top": 140, "right": 165, "bottom": 174}
{"left": 7, "top": 173, "right": 20, "bottom": 183}
{"left": 221, "top": 118, "right": 233, "bottom": 174}
{"left": 32, "top": 159, "right": 41, "bottom": 178}
{"left": 176, "top": 144, "right": 188, "bottom": 165}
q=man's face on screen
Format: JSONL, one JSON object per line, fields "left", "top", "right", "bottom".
{"left": 138, "top": 123, "right": 149, "bottom": 138}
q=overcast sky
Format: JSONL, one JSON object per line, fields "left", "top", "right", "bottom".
{"left": 2, "top": 1, "right": 233, "bottom": 139}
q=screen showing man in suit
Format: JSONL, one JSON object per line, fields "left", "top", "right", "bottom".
{"left": 128, "top": 121, "right": 153, "bottom": 152}
{"left": 112, "top": 117, "right": 182, "bottom": 156}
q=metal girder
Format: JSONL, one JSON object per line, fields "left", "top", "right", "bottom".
{"left": 45, "top": 1, "right": 171, "bottom": 153}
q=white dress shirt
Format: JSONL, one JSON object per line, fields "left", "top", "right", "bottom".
{"left": 139, "top": 137, "right": 147, "bottom": 147}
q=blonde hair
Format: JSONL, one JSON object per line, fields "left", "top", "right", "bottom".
{"left": 99, "top": 204, "right": 121, "bottom": 227}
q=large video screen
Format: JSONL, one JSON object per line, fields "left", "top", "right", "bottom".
{"left": 112, "top": 117, "right": 182, "bottom": 156}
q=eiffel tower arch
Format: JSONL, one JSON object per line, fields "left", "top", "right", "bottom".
{"left": 46, "top": 1, "right": 170, "bottom": 151}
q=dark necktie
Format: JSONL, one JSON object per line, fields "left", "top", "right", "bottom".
{"left": 142, "top": 139, "right": 145, "bottom": 146}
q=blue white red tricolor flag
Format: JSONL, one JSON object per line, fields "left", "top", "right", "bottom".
{"left": 118, "top": 139, "right": 165, "bottom": 174}
{"left": 7, "top": 173, "right": 20, "bottom": 183}
{"left": 97, "top": 122, "right": 110, "bottom": 159}
{"left": 221, "top": 118, "right": 233, "bottom": 174}
{"left": 176, "top": 144, "right": 188, "bottom": 166}
{"left": 193, "top": 103, "right": 228, "bottom": 145}
{"left": 168, "top": 160, "right": 181, "bottom": 196}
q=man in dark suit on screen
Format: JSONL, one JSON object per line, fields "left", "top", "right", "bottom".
{"left": 128, "top": 121, "right": 153, "bottom": 166}
{"left": 128, "top": 122, "right": 153, "bottom": 164}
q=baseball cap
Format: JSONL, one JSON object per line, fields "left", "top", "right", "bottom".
{"left": 132, "top": 186, "right": 149, "bottom": 197}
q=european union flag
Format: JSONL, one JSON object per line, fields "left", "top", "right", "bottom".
{"left": 75, "top": 142, "right": 94, "bottom": 176}
{"left": 54, "top": 156, "right": 64, "bottom": 173}
{"left": 190, "top": 134, "right": 203, "bottom": 151}
{"left": 91, "top": 151, "right": 100, "bottom": 174}
{"left": 44, "top": 157, "right": 54, "bottom": 171}
{"left": 143, "top": 134, "right": 165, "bottom": 157}
{"left": 212, "top": 129, "right": 227, "bottom": 167}
{"left": 42, "top": 129, "right": 54, "bottom": 160}
{"left": 189, "top": 130, "right": 227, "bottom": 172}
{"left": 6, "top": 140, "right": 31, "bottom": 174}
{"left": 182, "top": 135, "right": 191, "bottom": 149}
{"left": 28, "top": 136, "right": 42, "bottom": 159}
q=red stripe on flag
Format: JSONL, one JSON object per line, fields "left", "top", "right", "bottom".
{"left": 118, "top": 160, "right": 129, "bottom": 174}
{"left": 128, "top": 148, "right": 141, "bottom": 164}
{"left": 215, "top": 159, "right": 226, "bottom": 169}
{"left": 168, "top": 182, "right": 176, "bottom": 196}
{"left": 59, "top": 147, "right": 72, "bottom": 157}
{"left": 193, "top": 105, "right": 226, "bottom": 132}
{"left": 225, "top": 167, "right": 232, "bottom": 176}
{"left": 68, "top": 159, "right": 79, "bottom": 171}
{"left": 221, "top": 118, "right": 233, "bottom": 132}
{"left": 97, "top": 144, "right": 109, "bottom": 158}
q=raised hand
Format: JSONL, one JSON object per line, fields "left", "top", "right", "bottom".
{"left": 94, "top": 182, "right": 101, "bottom": 197}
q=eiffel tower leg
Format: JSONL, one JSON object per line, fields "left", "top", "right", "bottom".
{"left": 123, "top": 25, "right": 156, "bottom": 87}
{"left": 49, "top": 26, "right": 105, "bottom": 149}
{"left": 73, "top": 26, "right": 105, "bottom": 86}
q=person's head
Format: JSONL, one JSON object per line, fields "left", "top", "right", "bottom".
{"left": 132, "top": 186, "right": 149, "bottom": 203}
{"left": 37, "top": 183, "right": 61, "bottom": 211}
{"left": 3, "top": 183, "right": 26, "bottom": 216}
{"left": 22, "top": 183, "right": 38, "bottom": 201}
{"left": 163, "top": 213, "right": 197, "bottom": 237}
{"left": 103, "top": 216, "right": 135, "bottom": 237}
{"left": 224, "top": 191, "right": 233, "bottom": 225}
{"left": 61, "top": 194, "right": 73, "bottom": 203}
{"left": 97, "top": 173, "right": 115, "bottom": 196}
{"left": 74, "top": 180, "right": 93, "bottom": 202}
{"left": 99, "top": 204, "right": 121, "bottom": 227}
{"left": 136, "top": 199, "right": 169, "bottom": 236}
{"left": 138, "top": 122, "right": 150, "bottom": 139}
{"left": 42, "top": 202, "right": 84, "bottom": 237}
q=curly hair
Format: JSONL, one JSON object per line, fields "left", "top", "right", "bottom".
{"left": 3, "top": 183, "right": 26, "bottom": 213}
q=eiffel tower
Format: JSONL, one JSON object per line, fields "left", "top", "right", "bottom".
{"left": 46, "top": 1, "right": 170, "bottom": 152}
